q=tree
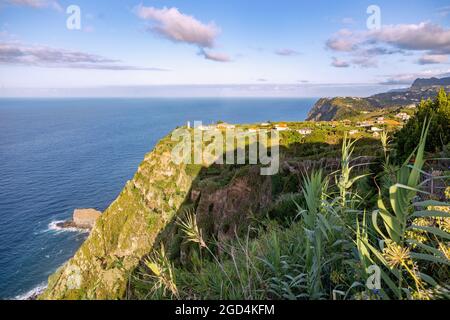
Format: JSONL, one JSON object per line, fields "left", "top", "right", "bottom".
{"left": 395, "top": 88, "right": 450, "bottom": 162}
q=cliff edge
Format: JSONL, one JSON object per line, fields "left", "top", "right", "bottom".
{"left": 306, "top": 76, "right": 450, "bottom": 121}
{"left": 40, "top": 134, "right": 195, "bottom": 299}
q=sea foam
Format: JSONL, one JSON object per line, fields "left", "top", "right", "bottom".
{"left": 47, "top": 220, "right": 89, "bottom": 233}
{"left": 14, "top": 283, "right": 47, "bottom": 300}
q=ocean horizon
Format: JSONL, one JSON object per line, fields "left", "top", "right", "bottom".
{"left": 0, "top": 97, "right": 315, "bottom": 299}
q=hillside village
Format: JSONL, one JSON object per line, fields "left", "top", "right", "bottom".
{"left": 190, "top": 103, "right": 414, "bottom": 141}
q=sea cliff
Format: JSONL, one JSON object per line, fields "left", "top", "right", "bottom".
{"left": 306, "top": 77, "right": 450, "bottom": 121}
{"left": 40, "top": 134, "right": 195, "bottom": 299}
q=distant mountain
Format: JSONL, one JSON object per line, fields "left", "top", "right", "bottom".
{"left": 307, "top": 77, "right": 450, "bottom": 121}
{"left": 412, "top": 77, "right": 450, "bottom": 88}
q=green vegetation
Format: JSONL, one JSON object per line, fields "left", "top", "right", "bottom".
{"left": 132, "top": 120, "right": 449, "bottom": 300}
{"left": 395, "top": 88, "right": 450, "bottom": 162}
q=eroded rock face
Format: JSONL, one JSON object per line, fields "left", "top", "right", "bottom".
{"left": 73, "top": 209, "right": 101, "bottom": 229}
{"left": 154, "top": 165, "right": 275, "bottom": 268}
{"left": 196, "top": 166, "right": 272, "bottom": 243}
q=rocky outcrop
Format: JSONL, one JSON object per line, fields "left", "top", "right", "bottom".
{"left": 73, "top": 209, "right": 101, "bottom": 228}
{"left": 55, "top": 209, "right": 101, "bottom": 230}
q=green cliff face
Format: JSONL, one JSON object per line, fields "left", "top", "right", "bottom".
{"left": 40, "top": 134, "right": 195, "bottom": 300}
{"left": 306, "top": 97, "right": 373, "bottom": 121}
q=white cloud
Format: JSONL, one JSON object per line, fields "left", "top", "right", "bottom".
{"left": 351, "top": 57, "right": 377, "bottom": 68}
{"left": 275, "top": 48, "right": 300, "bottom": 56}
{"left": 0, "top": 42, "right": 167, "bottom": 71}
{"left": 135, "top": 5, "right": 231, "bottom": 63}
{"left": 135, "top": 5, "right": 219, "bottom": 48}
{"left": 327, "top": 23, "right": 450, "bottom": 54}
{"left": 370, "top": 22, "right": 450, "bottom": 54}
{"left": 417, "top": 54, "right": 449, "bottom": 65}
{"left": 0, "top": 0, "right": 62, "bottom": 11}
{"left": 326, "top": 37, "right": 356, "bottom": 52}
{"left": 331, "top": 57, "right": 349, "bottom": 68}
{"left": 199, "top": 49, "right": 231, "bottom": 62}
{"left": 326, "top": 29, "right": 359, "bottom": 52}
{"left": 380, "top": 68, "right": 450, "bottom": 85}
{"left": 326, "top": 22, "right": 450, "bottom": 68}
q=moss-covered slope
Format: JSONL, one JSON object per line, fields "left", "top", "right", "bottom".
{"left": 40, "top": 135, "right": 195, "bottom": 299}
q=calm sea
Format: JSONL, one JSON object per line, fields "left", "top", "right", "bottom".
{"left": 0, "top": 97, "right": 315, "bottom": 299}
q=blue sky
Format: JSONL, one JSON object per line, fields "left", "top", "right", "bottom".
{"left": 0, "top": 0, "right": 450, "bottom": 96}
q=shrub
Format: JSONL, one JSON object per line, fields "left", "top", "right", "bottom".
{"left": 395, "top": 88, "right": 450, "bottom": 162}
{"left": 269, "top": 193, "right": 305, "bottom": 223}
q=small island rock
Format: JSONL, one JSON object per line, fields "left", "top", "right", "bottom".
{"left": 73, "top": 208, "right": 101, "bottom": 229}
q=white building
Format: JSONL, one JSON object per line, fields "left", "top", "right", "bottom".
{"left": 298, "top": 128, "right": 313, "bottom": 135}
{"left": 217, "top": 123, "right": 236, "bottom": 130}
{"left": 197, "top": 125, "right": 217, "bottom": 131}
{"left": 357, "top": 121, "right": 374, "bottom": 128}
{"left": 371, "top": 127, "right": 383, "bottom": 133}
{"left": 275, "top": 124, "right": 289, "bottom": 131}
{"left": 395, "top": 113, "right": 411, "bottom": 121}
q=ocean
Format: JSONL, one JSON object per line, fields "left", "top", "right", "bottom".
{"left": 0, "top": 97, "right": 315, "bottom": 299}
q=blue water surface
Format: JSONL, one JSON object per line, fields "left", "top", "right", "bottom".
{"left": 0, "top": 97, "right": 315, "bottom": 298}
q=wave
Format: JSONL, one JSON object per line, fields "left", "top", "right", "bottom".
{"left": 47, "top": 220, "right": 89, "bottom": 234}
{"left": 14, "top": 283, "right": 47, "bottom": 300}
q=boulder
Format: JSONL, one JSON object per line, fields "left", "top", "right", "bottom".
{"left": 73, "top": 209, "right": 101, "bottom": 229}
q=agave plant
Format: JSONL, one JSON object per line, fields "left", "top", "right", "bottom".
{"left": 357, "top": 120, "right": 450, "bottom": 299}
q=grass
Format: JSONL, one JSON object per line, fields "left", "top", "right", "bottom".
{"left": 131, "top": 120, "right": 449, "bottom": 300}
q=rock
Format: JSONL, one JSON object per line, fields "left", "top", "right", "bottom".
{"left": 72, "top": 209, "right": 101, "bottom": 229}
{"left": 55, "top": 220, "right": 78, "bottom": 229}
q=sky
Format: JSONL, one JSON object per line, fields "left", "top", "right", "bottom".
{"left": 0, "top": 0, "right": 450, "bottom": 97}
